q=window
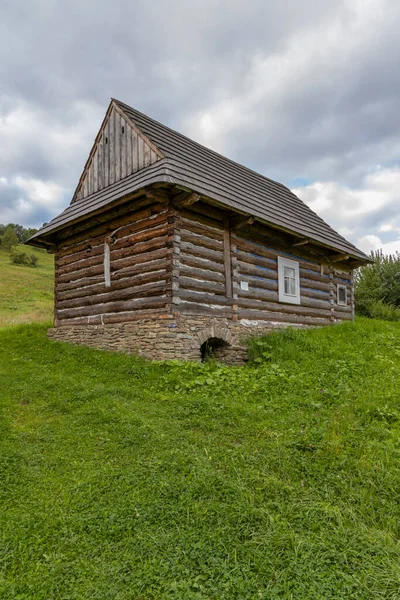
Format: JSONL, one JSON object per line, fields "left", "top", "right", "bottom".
{"left": 278, "top": 256, "right": 300, "bottom": 304}
{"left": 337, "top": 284, "right": 347, "bottom": 306}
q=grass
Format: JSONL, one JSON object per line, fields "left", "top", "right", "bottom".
{"left": 0, "top": 246, "right": 54, "bottom": 327}
{"left": 0, "top": 319, "right": 400, "bottom": 599}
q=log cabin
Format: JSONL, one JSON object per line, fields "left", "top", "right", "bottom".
{"left": 26, "top": 99, "right": 371, "bottom": 363}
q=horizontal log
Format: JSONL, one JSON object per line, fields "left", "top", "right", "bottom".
{"left": 300, "top": 278, "right": 331, "bottom": 293}
{"left": 237, "top": 260, "right": 278, "bottom": 280}
{"left": 179, "top": 264, "right": 225, "bottom": 284}
{"left": 111, "top": 243, "right": 170, "bottom": 271}
{"left": 57, "top": 255, "right": 169, "bottom": 290}
{"left": 111, "top": 212, "right": 169, "bottom": 245}
{"left": 299, "top": 268, "right": 331, "bottom": 284}
{"left": 236, "top": 297, "right": 331, "bottom": 318}
{"left": 232, "top": 236, "right": 279, "bottom": 261}
{"left": 112, "top": 223, "right": 170, "bottom": 251}
{"left": 56, "top": 275, "right": 104, "bottom": 292}
{"left": 57, "top": 281, "right": 167, "bottom": 310}
{"left": 57, "top": 253, "right": 104, "bottom": 277}
{"left": 57, "top": 244, "right": 170, "bottom": 284}
{"left": 177, "top": 216, "right": 224, "bottom": 241}
{"left": 57, "top": 241, "right": 104, "bottom": 268}
{"left": 56, "top": 270, "right": 168, "bottom": 302}
{"left": 57, "top": 295, "right": 169, "bottom": 320}
{"left": 57, "top": 208, "right": 169, "bottom": 263}
{"left": 101, "top": 308, "right": 170, "bottom": 324}
{"left": 58, "top": 232, "right": 171, "bottom": 277}
{"left": 232, "top": 234, "right": 327, "bottom": 274}
{"left": 234, "top": 286, "right": 277, "bottom": 302}
{"left": 112, "top": 255, "right": 170, "bottom": 279}
{"left": 56, "top": 307, "right": 170, "bottom": 326}
{"left": 57, "top": 198, "right": 168, "bottom": 250}
{"left": 175, "top": 302, "right": 233, "bottom": 319}
{"left": 177, "top": 289, "right": 232, "bottom": 307}
{"left": 235, "top": 249, "right": 277, "bottom": 271}
{"left": 57, "top": 262, "right": 104, "bottom": 284}
{"left": 179, "top": 276, "right": 225, "bottom": 295}
{"left": 180, "top": 255, "right": 225, "bottom": 274}
{"left": 110, "top": 233, "right": 169, "bottom": 263}
{"left": 232, "top": 274, "right": 278, "bottom": 293}
{"left": 181, "top": 241, "right": 224, "bottom": 264}
{"left": 237, "top": 309, "right": 330, "bottom": 326}
{"left": 300, "top": 287, "right": 331, "bottom": 301}
{"left": 334, "top": 304, "right": 352, "bottom": 313}
{"left": 180, "top": 230, "right": 224, "bottom": 252}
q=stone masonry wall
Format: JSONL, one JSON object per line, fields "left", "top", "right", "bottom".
{"left": 47, "top": 314, "right": 312, "bottom": 364}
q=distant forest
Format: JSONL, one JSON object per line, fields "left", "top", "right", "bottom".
{"left": 0, "top": 223, "right": 41, "bottom": 245}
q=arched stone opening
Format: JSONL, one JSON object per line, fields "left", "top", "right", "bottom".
{"left": 200, "top": 337, "right": 230, "bottom": 362}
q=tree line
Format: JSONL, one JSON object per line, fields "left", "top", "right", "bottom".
{"left": 0, "top": 223, "right": 44, "bottom": 267}
{"left": 0, "top": 223, "right": 40, "bottom": 250}
{"left": 355, "top": 250, "right": 400, "bottom": 320}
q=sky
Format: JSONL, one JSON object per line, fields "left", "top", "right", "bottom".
{"left": 1, "top": 0, "right": 400, "bottom": 255}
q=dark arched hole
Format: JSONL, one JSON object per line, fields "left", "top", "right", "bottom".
{"left": 200, "top": 337, "right": 229, "bottom": 362}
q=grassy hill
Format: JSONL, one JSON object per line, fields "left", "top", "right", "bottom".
{"left": 0, "top": 319, "right": 399, "bottom": 599}
{"left": 0, "top": 245, "right": 54, "bottom": 327}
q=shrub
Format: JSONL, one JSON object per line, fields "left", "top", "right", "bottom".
{"left": 355, "top": 250, "right": 400, "bottom": 316}
{"left": 10, "top": 250, "right": 39, "bottom": 268}
{"left": 357, "top": 299, "right": 400, "bottom": 322}
{"left": 1, "top": 225, "right": 19, "bottom": 251}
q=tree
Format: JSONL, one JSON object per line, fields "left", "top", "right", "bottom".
{"left": 1, "top": 225, "right": 19, "bottom": 251}
{"left": 355, "top": 250, "right": 400, "bottom": 314}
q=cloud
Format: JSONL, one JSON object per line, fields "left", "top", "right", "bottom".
{"left": 293, "top": 167, "right": 400, "bottom": 255}
{"left": 0, "top": 0, "right": 399, "bottom": 251}
{"left": 0, "top": 176, "right": 66, "bottom": 228}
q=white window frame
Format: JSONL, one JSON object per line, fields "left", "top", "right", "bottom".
{"left": 337, "top": 284, "right": 347, "bottom": 306}
{"left": 278, "top": 256, "right": 300, "bottom": 305}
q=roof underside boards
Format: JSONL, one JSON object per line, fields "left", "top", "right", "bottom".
{"left": 27, "top": 98, "right": 370, "bottom": 262}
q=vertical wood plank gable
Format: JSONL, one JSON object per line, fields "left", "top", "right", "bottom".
{"left": 71, "top": 104, "right": 163, "bottom": 203}
{"left": 109, "top": 108, "right": 115, "bottom": 185}
{"left": 121, "top": 117, "right": 127, "bottom": 179}
{"left": 115, "top": 110, "right": 121, "bottom": 182}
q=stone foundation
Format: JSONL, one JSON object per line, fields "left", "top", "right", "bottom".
{"left": 47, "top": 314, "right": 307, "bottom": 364}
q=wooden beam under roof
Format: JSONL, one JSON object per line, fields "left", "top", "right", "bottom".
{"left": 331, "top": 253, "right": 350, "bottom": 263}
{"left": 292, "top": 239, "right": 309, "bottom": 247}
{"left": 173, "top": 191, "right": 201, "bottom": 208}
{"left": 230, "top": 215, "right": 255, "bottom": 230}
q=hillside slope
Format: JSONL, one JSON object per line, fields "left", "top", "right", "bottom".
{"left": 0, "top": 246, "right": 54, "bottom": 326}
{"left": 0, "top": 319, "right": 399, "bottom": 599}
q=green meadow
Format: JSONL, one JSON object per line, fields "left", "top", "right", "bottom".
{"left": 0, "top": 319, "right": 399, "bottom": 599}
{"left": 0, "top": 246, "right": 54, "bottom": 327}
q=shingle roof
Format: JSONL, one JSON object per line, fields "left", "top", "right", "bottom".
{"left": 27, "top": 98, "right": 370, "bottom": 262}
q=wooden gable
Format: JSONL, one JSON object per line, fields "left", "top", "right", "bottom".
{"left": 72, "top": 101, "right": 164, "bottom": 203}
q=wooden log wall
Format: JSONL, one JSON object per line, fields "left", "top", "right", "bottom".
{"left": 172, "top": 204, "right": 353, "bottom": 326}
{"left": 53, "top": 195, "right": 354, "bottom": 329}
{"left": 54, "top": 197, "right": 174, "bottom": 326}
{"left": 173, "top": 203, "right": 234, "bottom": 318}
{"left": 72, "top": 104, "right": 163, "bottom": 203}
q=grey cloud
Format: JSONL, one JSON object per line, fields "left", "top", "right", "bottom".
{"left": 0, "top": 0, "right": 399, "bottom": 250}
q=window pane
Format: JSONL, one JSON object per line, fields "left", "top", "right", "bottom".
{"left": 338, "top": 286, "right": 346, "bottom": 304}
{"left": 284, "top": 277, "right": 290, "bottom": 294}
{"left": 290, "top": 277, "right": 296, "bottom": 295}
{"left": 284, "top": 266, "right": 295, "bottom": 279}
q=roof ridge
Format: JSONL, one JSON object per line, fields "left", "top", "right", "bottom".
{"left": 112, "top": 98, "right": 296, "bottom": 198}
{"left": 113, "top": 99, "right": 353, "bottom": 248}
